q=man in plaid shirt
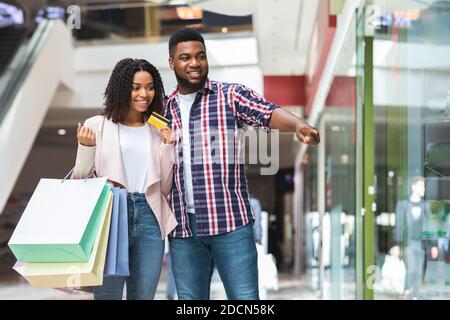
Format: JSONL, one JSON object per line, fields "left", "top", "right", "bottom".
{"left": 165, "top": 28, "right": 319, "bottom": 300}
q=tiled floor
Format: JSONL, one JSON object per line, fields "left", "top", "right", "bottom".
{"left": 0, "top": 271, "right": 318, "bottom": 300}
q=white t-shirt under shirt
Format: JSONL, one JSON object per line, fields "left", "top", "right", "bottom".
{"left": 118, "top": 123, "right": 150, "bottom": 193}
{"left": 178, "top": 92, "right": 197, "bottom": 213}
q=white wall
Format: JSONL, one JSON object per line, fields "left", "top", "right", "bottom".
{"left": 373, "top": 68, "right": 450, "bottom": 109}
{"left": 50, "top": 36, "right": 263, "bottom": 109}
{"left": 373, "top": 39, "right": 450, "bottom": 72}
{"left": 373, "top": 39, "right": 450, "bottom": 109}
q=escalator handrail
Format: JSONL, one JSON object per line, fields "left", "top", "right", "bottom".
{"left": 0, "top": 19, "right": 54, "bottom": 124}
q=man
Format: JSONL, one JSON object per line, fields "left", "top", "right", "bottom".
{"left": 391, "top": 176, "right": 430, "bottom": 299}
{"left": 249, "top": 195, "right": 263, "bottom": 244}
{"left": 164, "top": 28, "right": 319, "bottom": 300}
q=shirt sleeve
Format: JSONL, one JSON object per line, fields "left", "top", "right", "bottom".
{"left": 72, "top": 117, "right": 98, "bottom": 179}
{"left": 231, "top": 84, "right": 280, "bottom": 131}
{"left": 72, "top": 143, "right": 96, "bottom": 179}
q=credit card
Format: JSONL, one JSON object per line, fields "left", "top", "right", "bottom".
{"left": 148, "top": 112, "right": 170, "bottom": 129}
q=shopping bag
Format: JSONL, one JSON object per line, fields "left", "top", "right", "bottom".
{"left": 115, "top": 189, "right": 129, "bottom": 276}
{"left": 8, "top": 177, "right": 110, "bottom": 262}
{"left": 104, "top": 188, "right": 129, "bottom": 277}
{"left": 256, "top": 243, "right": 279, "bottom": 291}
{"left": 103, "top": 188, "right": 119, "bottom": 275}
{"left": 12, "top": 191, "right": 113, "bottom": 288}
{"left": 380, "top": 254, "right": 406, "bottom": 294}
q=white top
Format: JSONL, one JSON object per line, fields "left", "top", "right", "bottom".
{"left": 118, "top": 123, "right": 150, "bottom": 193}
{"left": 178, "top": 92, "right": 197, "bottom": 213}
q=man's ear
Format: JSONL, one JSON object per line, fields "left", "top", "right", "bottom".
{"left": 169, "top": 57, "right": 174, "bottom": 70}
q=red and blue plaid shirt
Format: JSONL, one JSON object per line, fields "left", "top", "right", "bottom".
{"left": 164, "top": 79, "right": 279, "bottom": 237}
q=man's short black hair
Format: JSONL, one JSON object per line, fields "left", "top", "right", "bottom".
{"left": 169, "top": 27, "right": 205, "bottom": 57}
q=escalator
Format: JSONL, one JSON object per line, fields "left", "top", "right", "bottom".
{"left": 0, "top": 26, "right": 27, "bottom": 75}
{"left": 0, "top": 19, "right": 74, "bottom": 214}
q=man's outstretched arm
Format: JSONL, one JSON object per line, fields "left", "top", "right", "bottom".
{"left": 269, "top": 108, "right": 320, "bottom": 145}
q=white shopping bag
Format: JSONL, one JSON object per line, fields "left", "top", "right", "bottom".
{"left": 381, "top": 254, "right": 406, "bottom": 295}
{"left": 13, "top": 191, "right": 113, "bottom": 288}
{"left": 256, "top": 243, "right": 279, "bottom": 291}
{"left": 8, "top": 177, "right": 110, "bottom": 262}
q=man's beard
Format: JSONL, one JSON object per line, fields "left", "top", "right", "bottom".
{"left": 175, "top": 70, "right": 208, "bottom": 93}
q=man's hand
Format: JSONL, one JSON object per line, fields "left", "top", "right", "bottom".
{"left": 431, "top": 246, "right": 439, "bottom": 260}
{"left": 390, "top": 245, "right": 401, "bottom": 257}
{"left": 76, "top": 122, "right": 96, "bottom": 147}
{"left": 296, "top": 124, "right": 320, "bottom": 145}
{"left": 269, "top": 108, "right": 320, "bottom": 145}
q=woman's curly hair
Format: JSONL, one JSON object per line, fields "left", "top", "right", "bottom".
{"left": 103, "top": 58, "right": 165, "bottom": 123}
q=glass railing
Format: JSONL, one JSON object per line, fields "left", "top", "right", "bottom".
{"left": 0, "top": 19, "right": 53, "bottom": 124}
{"left": 71, "top": 3, "right": 253, "bottom": 44}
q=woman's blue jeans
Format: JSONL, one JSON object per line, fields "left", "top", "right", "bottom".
{"left": 93, "top": 192, "right": 164, "bottom": 300}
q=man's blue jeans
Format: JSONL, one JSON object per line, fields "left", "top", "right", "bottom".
{"left": 169, "top": 213, "right": 259, "bottom": 300}
{"left": 93, "top": 193, "right": 164, "bottom": 300}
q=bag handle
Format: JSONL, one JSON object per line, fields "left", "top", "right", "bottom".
{"left": 61, "top": 167, "right": 97, "bottom": 183}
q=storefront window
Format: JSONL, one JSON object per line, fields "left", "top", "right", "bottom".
{"left": 304, "top": 11, "right": 357, "bottom": 299}
{"left": 371, "top": 0, "right": 450, "bottom": 300}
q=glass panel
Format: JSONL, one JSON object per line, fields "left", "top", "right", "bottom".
{"left": 355, "top": 7, "right": 365, "bottom": 300}
{"left": 304, "top": 10, "right": 358, "bottom": 300}
{"left": 319, "top": 11, "right": 357, "bottom": 299}
{"left": 304, "top": 142, "right": 320, "bottom": 292}
{"left": 72, "top": 3, "right": 253, "bottom": 43}
{"left": 370, "top": 0, "right": 450, "bottom": 300}
{"left": 320, "top": 107, "right": 357, "bottom": 300}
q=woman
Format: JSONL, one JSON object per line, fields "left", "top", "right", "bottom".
{"left": 73, "top": 58, "right": 177, "bottom": 300}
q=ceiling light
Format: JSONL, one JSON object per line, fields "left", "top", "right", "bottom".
{"left": 176, "top": 6, "right": 202, "bottom": 20}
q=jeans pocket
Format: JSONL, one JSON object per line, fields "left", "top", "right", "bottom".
{"left": 136, "top": 203, "right": 162, "bottom": 240}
